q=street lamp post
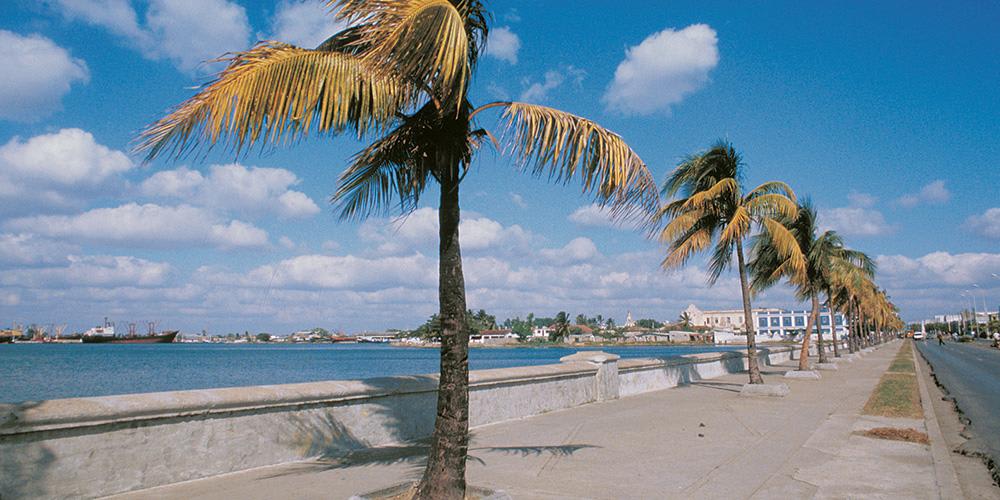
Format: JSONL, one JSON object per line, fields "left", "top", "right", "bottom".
{"left": 962, "top": 291, "right": 976, "bottom": 337}
{"left": 973, "top": 284, "right": 989, "bottom": 335}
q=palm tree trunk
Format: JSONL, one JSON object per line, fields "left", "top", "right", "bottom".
{"left": 415, "top": 170, "right": 469, "bottom": 500}
{"left": 828, "top": 295, "right": 840, "bottom": 357}
{"left": 814, "top": 295, "right": 827, "bottom": 363}
{"left": 797, "top": 296, "right": 818, "bottom": 371}
{"left": 736, "top": 239, "right": 764, "bottom": 384}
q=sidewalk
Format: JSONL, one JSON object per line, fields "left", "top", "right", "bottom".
{"left": 114, "top": 341, "right": 953, "bottom": 499}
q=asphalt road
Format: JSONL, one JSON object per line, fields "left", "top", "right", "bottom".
{"left": 917, "top": 338, "right": 1000, "bottom": 466}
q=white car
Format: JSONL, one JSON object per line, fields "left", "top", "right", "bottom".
{"left": 913, "top": 331, "right": 926, "bottom": 340}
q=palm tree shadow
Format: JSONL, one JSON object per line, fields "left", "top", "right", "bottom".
{"left": 689, "top": 381, "right": 743, "bottom": 393}
{"left": 1, "top": 400, "right": 56, "bottom": 499}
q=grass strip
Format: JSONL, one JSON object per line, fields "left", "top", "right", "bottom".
{"left": 863, "top": 341, "right": 922, "bottom": 419}
{"left": 859, "top": 427, "right": 929, "bottom": 444}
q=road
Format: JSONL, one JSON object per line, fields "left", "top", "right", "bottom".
{"left": 917, "top": 338, "right": 1000, "bottom": 468}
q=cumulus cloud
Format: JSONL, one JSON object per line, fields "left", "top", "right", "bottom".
{"left": 539, "top": 237, "right": 600, "bottom": 263}
{"left": 0, "top": 233, "right": 79, "bottom": 266}
{"left": 0, "top": 128, "right": 132, "bottom": 211}
{"left": 519, "top": 66, "right": 585, "bottom": 103}
{"left": 7, "top": 203, "right": 268, "bottom": 249}
{"left": 0, "top": 30, "right": 89, "bottom": 122}
{"left": 896, "top": 180, "right": 951, "bottom": 208}
{"left": 603, "top": 24, "right": 718, "bottom": 115}
{"left": 359, "top": 207, "right": 531, "bottom": 254}
{"left": 819, "top": 207, "right": 893, "bottom": 236}
{"left": 270, "top": 0, "right": 347, "bottom": 48}
{"left": 485, "top": 26, "right": 520, "bottom": 64}
{"left": 847, "top": 191, "right": 877, "bottom": 208}
{"left": 964, "top": 207, "right": 1000, "bottom": 239}
{"left": 567, "top": 204, "right": 640, "bottom": 231}
{"left": 140, "top": 164, "right": 320, "bottom": 219}
{"left": 54, "top": 0, "right": 251, "bottom": 73}
{"left": 205, "top": 253, "right": 437, "bottom": 291}
{"left": 0, "top": 254, "right": 170, "bottom": 288}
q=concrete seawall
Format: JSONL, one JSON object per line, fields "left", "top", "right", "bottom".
{"left": 0, "top": 344, "right": 835, "bottom": 499}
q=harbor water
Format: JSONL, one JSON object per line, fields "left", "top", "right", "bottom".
{"left": 0, "top": 343, "right": 747, "bottom": 403}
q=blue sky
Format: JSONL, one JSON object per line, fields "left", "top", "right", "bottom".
{"left": 0, "top": 0, "right": 998, "bottom": 334}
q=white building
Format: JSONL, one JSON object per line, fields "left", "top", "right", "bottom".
{"left": 683, "top": 304, "right": 848, "bottom": 339}
{"left": 531, "top": 325, "right": 551, "bottom": 339}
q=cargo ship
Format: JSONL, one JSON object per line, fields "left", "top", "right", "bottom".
{"left": 81, "top": 319, "right": 178, "bottom": 344}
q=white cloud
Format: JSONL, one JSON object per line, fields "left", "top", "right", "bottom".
{"left": 270, "top": 0, "right": 347, "bottom": 48}
{"left": 878, "top": 252, "right": 1000, "bottom": 288}
{"left": 964, "top": 207, "right": 1000, "bottom": 239}
{"left": 141, "top": 163, "right": 320, "bottom": 219}
{"left": 818, "top": 207, "right": 893, "bottom": 236}
{"left": 567, "top": 203, "right": 640, "bottom": 231}
{"left": 0, "top": 254, "right": 170, "bottom": 288}
{"left": 896, "top": 180, "right": 951, "bottom": 208}
{"left": 540, "top": 237, "right": 600, "bottom": 263}
{"left": 206, "top": 253, "right": 437, "bottom": 291}
{"left": 359, "top": 207, "right": 531, "bottom": 254}
{"left": 0, "top": 233, "right": 79, "bottom": 266}
{"left": 7, "top": 203, "right": 268, "bottom": 249}
{"left": 0, "top": 128, "right": 132, "bottom": 212}
{"left": 847, "top": 191, "right": 877, "bottom": 208}
{"left": 509, "top": 192, "right": 527, "bottom": 209}
{"left": 54, "top": 0, "right": 251, "bottom": 73}
{"left": 486, "top": 26, "right": 520, "bottom": 64}
{"left": 603, "top": 24, "right": 718, "bottom": 115}
{"left": 1, "top": 128, "right": 132, "bottom": 187}
{"left": 519, "top": 66, "right": 585, "bottom": 103}
{"left": 0, "top": 30, "right": 89, "bottom": 122}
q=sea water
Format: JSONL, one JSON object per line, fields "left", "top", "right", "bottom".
{"left": 0, "top": 343, "right": 746, "bottom": 403}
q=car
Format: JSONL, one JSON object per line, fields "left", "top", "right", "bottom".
{"left": 913, "top": 331, "right": 926, "bottom": 340}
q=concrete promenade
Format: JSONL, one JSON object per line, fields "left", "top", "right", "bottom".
{"left": 113, "top": 341, "right": 967, "bottom": 499}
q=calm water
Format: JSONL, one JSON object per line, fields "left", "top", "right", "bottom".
{"left": 0, "top": 343, "right": 744, "bottom": 403}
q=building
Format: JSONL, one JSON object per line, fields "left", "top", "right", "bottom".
{"left": 683, "top": 304, "right": 847, "bottom": 339}
{"left": 531, "top": 325, "right": 551, "bottom": 339}
{"left": 471, "top": 329, "right": 519, "bottom": 345}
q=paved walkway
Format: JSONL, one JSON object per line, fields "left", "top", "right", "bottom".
{"left": 114, "top": 341, "right": 965, "bottom": 499}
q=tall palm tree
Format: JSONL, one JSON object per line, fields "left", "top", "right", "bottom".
{"left": 828, "top": 254, "right": 876, "bottom": 352}
{"left": 750, "top": 201, "right": 823, "bottom": 369}
{"left": 136, "top": 3, "right": 658, "bottom": 498}
{"left": 749, "top": 202, "right": 871, "bottom": 368}
{"left": 659, "top": 141, "right": 804, "bottom": 384}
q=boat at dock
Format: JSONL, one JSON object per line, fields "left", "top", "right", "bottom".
{"left": 81, "top": 319, "right": 178, "bottom": 344}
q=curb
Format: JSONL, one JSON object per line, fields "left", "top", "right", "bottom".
{"left": 912, "top": 344, "right": 964, "bottom": 499}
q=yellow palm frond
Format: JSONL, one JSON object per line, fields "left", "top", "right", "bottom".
{"left": 682, "top": 178, "right": 738, "bottom": 209}
{"left": 136, "top": 42, "right": 411, "bottom": 159}
{"left": 491, "top": 101, "right": 660, "bottom": 220}
{"left": 719, "top": 205, "right": 750, "bottom": 245}
{"left": 744, "top": 193, "right": 798, "bottom": 220}
{"left": 331, "top": 0, "right": 469, "bottom": 104}
{"left": 663, "top": 228, "right": 712, "bottom": 269}
{"left": 761, "top": 217, "right": 807, "bottom": 279}
{"left": 746, "top": 180, "right": 796, "bottom": 201}
{"left": 658, "top": 209, "right": 702, "bottom": 244}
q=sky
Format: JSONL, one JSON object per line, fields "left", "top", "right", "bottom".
{"left": 0, "top": 0, "right": 998, "bottom": 334}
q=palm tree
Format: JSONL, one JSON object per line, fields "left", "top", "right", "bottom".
{"left": 659, "top": 141, "right": 804, "bottom": 384}
{"left": 678, "top": 311, "right": 693, "bottom": 330}
{"left": 749, "top": 201, "right": 871, "bottom": 368}
{"left": 828, "top": 254, "right": 877, "bottom": 352}
{"left": 136, "top": 3, "right": 658, "bottom": 498}
{"left": 552, "top": 311, "right": 571, "bottom": 341}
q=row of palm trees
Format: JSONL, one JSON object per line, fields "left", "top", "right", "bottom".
{"left": 134, "top": 2, "right": 900, "bottom": 498}
{"left": 658, "top": 141, "right": 903, "bottom": 380}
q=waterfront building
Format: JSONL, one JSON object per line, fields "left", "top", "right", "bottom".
{"left": 471, "top": 329, "right": 519, "bottom": 345}
{"left": 530, "top": 325, "right": 551, "bottom": 339}
{"left": 683, "top": 304, "right": 847, "bottom": 339}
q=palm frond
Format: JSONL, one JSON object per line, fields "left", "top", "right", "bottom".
{"left": 491, "top": 101, "right": 660, "bottom": 222}
{"left": 663, "top": 227, "right": 713, "bottom": 270}
{"left": 744, "top": 192, "right": 798, "bottom": 220}
{"left": 761, "top": 217, "right": 807, "bottom": 280}
{"left": 331, "top": 0, "right": 470, "bottom": 104}
{"left": 682, "top": 178, "right": 739, "bottom": 210}
{"left": 719, "top": 205, "right": 751, "bottom": 247}
{"left": 136, "top": 42, "right": 411, "bottom": 160}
